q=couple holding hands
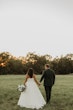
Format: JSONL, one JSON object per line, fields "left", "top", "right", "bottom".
{"left": 17, "top": 64, "right": 55, "bottom": 109}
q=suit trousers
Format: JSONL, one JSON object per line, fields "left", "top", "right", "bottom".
{"left": 44, "top": 86, "right": 52, "bottom": 103}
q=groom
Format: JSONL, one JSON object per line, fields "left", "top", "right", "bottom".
{"left": 40, "top": 64, "right": 55, "bottom": 103}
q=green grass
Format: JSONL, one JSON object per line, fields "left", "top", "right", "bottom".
{"left": 0, "top": 75, "right": 73, "bottom": 110}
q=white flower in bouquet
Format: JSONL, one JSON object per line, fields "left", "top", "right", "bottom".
{"left": 18, "top": 84, "right": 26, "bottom": 92}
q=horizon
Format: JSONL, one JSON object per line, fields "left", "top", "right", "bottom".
{"left": 0, "top": 50, "right": 73, "bottom": 58}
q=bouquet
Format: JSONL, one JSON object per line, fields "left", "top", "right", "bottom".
{"left": 17, "top": 84, "right": 26, "bottom": 92}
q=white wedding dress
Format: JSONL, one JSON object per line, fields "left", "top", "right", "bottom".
{"left": 17, "top": 78, "right": 46, "bottom": 109}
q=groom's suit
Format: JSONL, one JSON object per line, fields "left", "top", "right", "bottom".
{"left": 40, "top": 68, "right": 55, "bottom": 103}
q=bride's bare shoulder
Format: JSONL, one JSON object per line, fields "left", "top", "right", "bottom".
{"left": 33, "top": 74, "right": 37, "bottom": 79}
{"left": 33, "top": 73, "right": 36, "bottom": 76}
{"left": 25, "top": 73, "right": 29, "bottom": 79}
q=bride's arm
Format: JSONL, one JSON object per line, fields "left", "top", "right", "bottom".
{"left": 33, "top": 74, "right": 40, "bottom": 86}
{"left": 24, "top": 74, "right": 28, "bottom": 85}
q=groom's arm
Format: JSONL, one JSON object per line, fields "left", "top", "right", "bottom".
{"left": 40, "top": 71, "right": 45, "bottom": 83}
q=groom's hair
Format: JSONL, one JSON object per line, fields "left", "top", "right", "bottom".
{"left": 45, "top": 64, "right": 50, "bottom": 68}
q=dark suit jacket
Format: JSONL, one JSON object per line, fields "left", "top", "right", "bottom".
{"left": 40, "top": 68, "right": 55, "bottom": 86}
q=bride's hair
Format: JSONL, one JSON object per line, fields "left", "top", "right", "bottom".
{"left": 27, "top": 68, "right": 34, "bottom": 78}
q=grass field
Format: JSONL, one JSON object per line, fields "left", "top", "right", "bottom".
{"left": 0, "top": 75, "right": 73, "bottom": 110}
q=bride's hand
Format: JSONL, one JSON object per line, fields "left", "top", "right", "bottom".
{"left": 38, "top": 82, "right": 41, "bottom": 86}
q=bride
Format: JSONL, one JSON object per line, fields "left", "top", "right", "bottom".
{"left": 17, "top": 68, "right": 46, "bottom": 109}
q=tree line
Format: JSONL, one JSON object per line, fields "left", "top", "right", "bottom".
{"left": 0, "top": 52, "right": 73, "bottom": 75}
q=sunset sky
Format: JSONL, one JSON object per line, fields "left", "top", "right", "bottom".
{"left": 0, "top": 0, "right": 73, "bottom": 57}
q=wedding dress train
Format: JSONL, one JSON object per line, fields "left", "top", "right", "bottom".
{"left": 17, "top": 78, "right": 46, "bottom": 109}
